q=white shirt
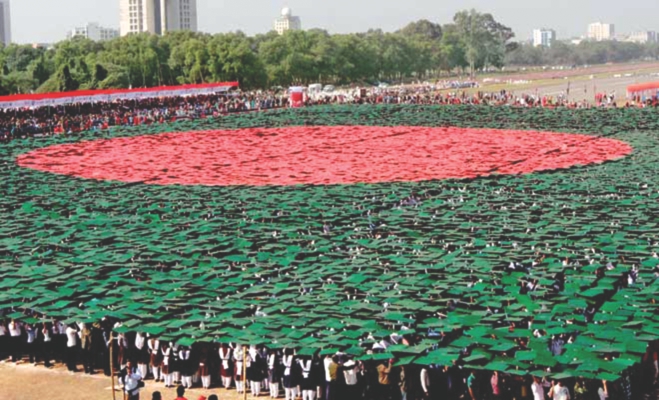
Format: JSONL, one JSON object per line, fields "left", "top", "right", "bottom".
{"left": 551, "top": 385, "right": 570, "bottom": 400}
{"left": 220, "top": 347, "right": 231, "bottom": 369}
{"left": 343, "top": 363, "right": 358, "bottom": 385}
{"left": 0, "top": 324, "right": 7, "bottom": 336}
{"left": 121, "top": 369, "right": 143, "bottom": 395}
{"left": 421, "top": 368, "right": 430, "bottom": 393}
{"left": 43, "top": 327, "right": 52, "bottom": 342}
{"left": 324, "top": 357, "right": 332, "bottom": 381}
{"left": 598, "top": 388, "right": 608, "bottom": 400}
{"left": 161, "top": 347, "right": 171, "bottom": 366}
{"left": 299, "top": 359, "right": 312, "bottom": 379}
{"left": 135, "top": 333, "right": 146, "bottom": 350}
{"left": 66, "top": 327, "right": 78, "bottom": 347}
{"left": 8, "top": 321, "right": 21, "bottom": 337}
{"left": 26, "top": 326, "right": 37, "bottom": 343}
{"left": 532, "top": 382, "right": 546, "bottom": 400}
{"left": 268, "top": 354, "right": 276, "bottom": 369}
{"left": 148, "top": 339, "right": 159, "bottom": 354}
{"left": 283, "top": 355, "right": 293, "bottom": 376}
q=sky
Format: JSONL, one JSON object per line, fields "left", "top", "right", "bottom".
{"left": 10, "top": 0, "right": 659, "bottom": 44}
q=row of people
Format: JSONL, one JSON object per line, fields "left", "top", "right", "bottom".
{"left": 2, "top": 318, "right": 655, "bottom": 400}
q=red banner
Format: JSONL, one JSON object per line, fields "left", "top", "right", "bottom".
{"left": 0, "top": 82, "right": 239, "bottom": 109}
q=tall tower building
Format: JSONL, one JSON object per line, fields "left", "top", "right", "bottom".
{"left": 274, "top": 7, "right": 301, "bottom": 35}
{"left": 587, "top": 22, "right": 615, "bottom": 41}
{"left": 0, "top": 0, "right": 11, "bottom": 46}
{"left": 119, "top": 0, "right": 197, "bottom": 36}
{"left": 533, "top": 29, "right": 556, "bottom": 47}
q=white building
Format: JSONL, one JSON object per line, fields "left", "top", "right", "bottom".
{"left": 0, "top": 0, "right": 11, "bottom": 46}
{"left": 533, "top": 28, "right": 556, "bottom": 47}
{"left": 274, "top": 7, "right": 301, "bottom": 35}
{"left": 67, "top": 23, "right": 119, "bottom": 41}
{"left": 588, "top": 22, "right": 615, "bottom": 41}
{"left": 625, "top": 31, "right": 657, "bottom": 44}
{"left": 119, "top": 0, "right": 197, "bottom": 36}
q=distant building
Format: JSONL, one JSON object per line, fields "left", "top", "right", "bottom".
{"left": 0, "top": 0, "right": 11, "bottom": 46}
{"left": 67, "top": 23, "right": 119, "bottom": 41}
{"left": 274, "top": 7, "right": 301, "bottom": 35}
{"left": 31, "top": 43, "right": 53, "bottom": 50}
{"left": 119, "top": 0, "right": 198, "bottom": 36}
{"left": 625, "top": 31, "right": 657, "bottom": 44}
{"left": 588, "top": 22, "right": 615, "bottom": 41}
{"left": 533, "top": 28, "right": 556, "bottom": 47}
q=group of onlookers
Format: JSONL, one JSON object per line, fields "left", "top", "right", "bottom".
{"left": 2, "top": 317, "right": 659, "bottom": 400}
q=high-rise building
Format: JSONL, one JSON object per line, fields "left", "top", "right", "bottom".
{"left": 119, "top": 0, "right": 197, "bottom": 36}
{"left": 274, "top": 7, "right": 301, "bottom": 35}
{"left": 588, "top": 22, "right": 615, "bottom": 41}
{"left": 533, "top": 28, "right": 556, "bottom": 47}
{"left": 0, "top": 0, "right": 11, "bottom": 46}
{"left": 67, "top": 23, "right": 120, "bottom": 41}
{"left": 626, "top": 31, "right": 657, "bottom": 44}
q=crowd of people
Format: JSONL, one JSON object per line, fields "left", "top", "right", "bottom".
{"left": 1, "top": 317, "right": 658, "bottom": 400}
{"left": 2, "top": 85, "right": 656, "bottom": 144}
{"left": 0, "top": 92, "right": 288, "bottom": 143}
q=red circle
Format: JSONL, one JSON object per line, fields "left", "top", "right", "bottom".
{"left": 16, "top": 126, "right": 632, "bottom": 186}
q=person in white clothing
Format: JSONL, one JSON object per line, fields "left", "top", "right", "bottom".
{"left": 282, "top": 350, "right": 295, "bottom": 400}
{"left": 420, "top": 367, "right": 430, "bottom": 398}
{"left": 267, "top": 350, "right": 280, "bottom": 398}
{"left": 248, "top": 345, "right": 263, "bottom": 397}
{"left": 119, "top": 359, "right": 143, "bottom": 400}
{"left": 299, "top": 356, "right": 315, "bottom": 400}
{"left": 549, "top": 380, "right": 571, "bottom": 400}
{"left": 41, "top": 322, "right": 53, "bottom": 368}
{"left": 343, "top": 359, "right": 359, "bottom": 398}
{"left": 179, "top": 347, "right": 192, "bottom": 388}
{"left": 25, "top": 324, "right": 38, "bottom": 364}
{"left": 147, "top": 337, "right": 161, "bottom": 382}
{"left": 234, "top": 344, "right": 245, "bottom": 394}
{"left": 8, "top": 319, "right": 22, "bottom": 363}
{"left": 135, "top": 333, "right": 148, "bottom": 380}
{"left": 531, "top": 376, "right": 546, "bottom": 400}
{"left": 161, "top": 343, "right": 173, "bottom": 388}
{"left": 218, "top": 343, "right": 233, "bottom": 389}
{"left": 65, "top": 324, "right": 78, "bottom": 372}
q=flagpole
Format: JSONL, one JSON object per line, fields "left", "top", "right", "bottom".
{"left": 110, "top": 331, "right": 116, "bottom": 400}
{"left": 243, "top": 346, "right": 248, "bottom": 400}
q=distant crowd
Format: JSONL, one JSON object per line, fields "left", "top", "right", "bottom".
{"left": 0, "top": 87, "right": 657, "bottom": 143}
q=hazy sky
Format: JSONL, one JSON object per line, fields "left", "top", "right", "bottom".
{"left": 11, "top": 0, "right": 659, "bottom": 44}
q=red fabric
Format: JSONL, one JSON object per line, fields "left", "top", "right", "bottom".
{"left": 0, "top": 82, "right": 239, "bottom": 108}
{"left": 290, "top": 92, "right": 304, "bottom": 108}
{"left": 16, "top": 126, "right": 632, "bottom": 186}
{"left": 627, "top": 82, "right": 659, "bottom": 94}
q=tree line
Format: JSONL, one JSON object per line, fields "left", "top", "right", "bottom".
{"left": 0, "top": 9, "right": 657, "bottom": 95}
{"left": 505, "top": 40, "right": 659, "bottom": 66}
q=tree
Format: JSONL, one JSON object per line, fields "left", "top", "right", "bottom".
{"left": 452, "top": 9, "right": 515, "bottom": 75}
{"left": 397, "top": 20, "right": 443, "bottom": 41}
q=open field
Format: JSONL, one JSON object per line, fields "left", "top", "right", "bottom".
{"left": 441, "top": 62, "right": 659, "bottom": 102}
{"left": 0, "top": 361, "right": 246, "bottom": 400}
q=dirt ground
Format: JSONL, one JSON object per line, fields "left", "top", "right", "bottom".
{"left": 458, "top": 62, "right": 659, "bottom": 103}
{"left": 0, "top": 360, "right": 255, "bottom": 400}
